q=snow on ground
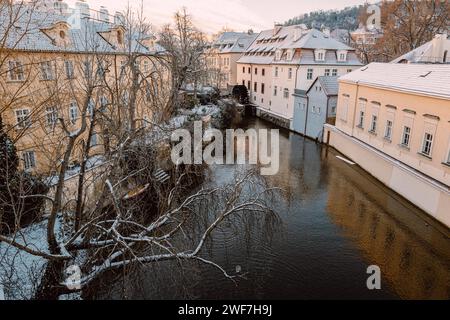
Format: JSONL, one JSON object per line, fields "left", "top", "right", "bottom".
{"left": 0, "top": 217, "right": 72, "bottom": 300}
{"left": 0, "top": 221, "right": 49, "bottom": 299}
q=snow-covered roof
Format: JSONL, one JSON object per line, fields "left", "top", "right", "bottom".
{"left": 0, "top": 5, "right": 165, "bottom": 55}
{"left": 391, "top": 34, "right": 450, "bottom": 64}
{"left": 307, "top": 76, "right": 339, "bottom": 96}
{"left": 212, "top": 32, "right": 257, "bottom": 54}
{"left": 339, "top": 63, "right": 450, "bottom": 99}
{"left": 237, "top": 26, "right": 362, "bottom": 66}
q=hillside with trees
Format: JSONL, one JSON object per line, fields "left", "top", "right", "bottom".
{"left": 284, "top": 5, "right": 363, "bottom": 30}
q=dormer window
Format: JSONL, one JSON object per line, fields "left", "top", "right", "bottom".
{"left": 286, "top": 49, "right": 293, "bottom": 61}
{"left": 60, "top": 30, "right": 66, "bottom": 39}
{"left": 315, "top": 49, "right": 326, "bottom": 62}
{"left": 337, "top": 50, "right": 347, "bottom": 62}
{"left": 275, "top": 49, "right": 281, "bottom": 61}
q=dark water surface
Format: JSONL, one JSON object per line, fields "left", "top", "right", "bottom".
{"left": 97, "top": 117, "right": 450, "bottom": 300}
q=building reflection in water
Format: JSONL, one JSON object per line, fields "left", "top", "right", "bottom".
{"left": 324, "top": 148, "right": 450, "bottom": 299}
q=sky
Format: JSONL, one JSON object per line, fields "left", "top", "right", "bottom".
{"left": 65, "top": 0, "right": 368, "bottom": 34}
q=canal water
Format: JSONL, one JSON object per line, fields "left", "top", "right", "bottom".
{"left": 97, "top": 117, "right": 450, "bottom": 300}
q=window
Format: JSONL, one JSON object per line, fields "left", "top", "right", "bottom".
{"left": 447, "top": 149, "right": 450, "bottom": 164}
{"left": 340, "top": 96, "right": 349, "bottom": 121}
{"left": 90, "top": 132, "right": 98, "bottom": 146}
{"left": 288, "top": 68, "right": 292, "bottom": 79}
{"left": 242, "top": 80, "right": 245, "bottom": 86}
{"left": 100, "top": 96, "right": 108, "bottom": 111}
{"left": 254, "top": 82, "right": 257, "bottom": 92}
{"left": 347, "top": 69, "right": 352, "bottom": 73}
{"left": 317, "top": 52, "right": 325, "bottom": 61}
{"left": 40, "top": 61, "right": 53, "bottom": 80}
{"left": 84, "top": 61, "right": 92, "bottom": 79}
{"left": 65, "top": 61, "right": 74, "bottom": 79}
{"left": 69, "top": 102, "right": 78, "bottom": 124}
{"left": 332, "top": 69, "right": 338, "bottom": 76}
{"left": 283, "top": 88, "right": 289, "bottom": 99}
{"left": 248, "top": 67, "right": 251, "bottom": 74}
{"left": 275, "top": 67, "right": 279, "bottom": 77}
{"left": 421, "top": 133, "right": 433, "bottom": 156}
{"left": 262, "top": 68, "right": 265, "bottom": 76}
{"left": 339, "top": 53, "right": 346, "bottom": 61}
{"left": 370, "top": 115, "right": 377, "bottom": 132}
{"left": 384, "top": 120, "right": 393, "bottom": 140}
{"left": 401, "top": 126, "right": 411, "bottom": 147}
{"left": 88, "top": 98, "right": 95, "bottom": 115}
{"left": 8, "top": 61, "right": 24, "bottom": 81}
{"left": 46, "top": 106, "right": 58, "bottom": 126}
{"left": 307, "top": 69, "right": 313, "bottom": 80}
{"left": 273, "top": 86, "right": 277, "bottom": 96}
{"left": 242, "top": 67, "right": 245, "bottom": 73}
{"left": 324, "top": 69, "right": 330, "bottom": 76}
{"left": 358, "top": 111, "right": 365, "bottom": 128}
{"left": 255, "top": 68, "right": 258, "bottom": 75}
{"left": 261, "top": 83, "right": 265, "bottom": 94}
{"left": 247, "top": 81, "right": 250, "bottom": 90}
{"left": 143, "top": 60, "right": 149, "bottom": 73}
{"left": 23, "top": 151, "right": 36, "bottom": 170}
{"left": 15, "top": 109, "right": 31, "bottom": 128}
{"left": 60, "top": 30, "right": 66, "bottom": 39}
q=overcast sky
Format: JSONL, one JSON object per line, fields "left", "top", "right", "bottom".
{"left": 66, "top": 0, "right": 368, "bottom": 33}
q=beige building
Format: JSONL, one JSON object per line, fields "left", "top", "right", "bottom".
{"left": 237, "top": 24, "right": 362, "bottom": 129}
{"left": 205, "top": 31, "right": 257, "bottom": 90}
{"left": 324, "top": 63, "right": 450, "bottom": 227}
{"left": 1, "top": 2, "right": 167, "bottom": 174}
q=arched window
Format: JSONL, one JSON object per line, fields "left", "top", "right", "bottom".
{"left": 60, "top": 30, "right": 65, "bottom": 39}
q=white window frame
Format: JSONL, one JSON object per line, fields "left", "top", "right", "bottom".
{"left": 8, "top": 60, "right": 24, "bottom": 81}
{"left": 307, "top": 69, "right": 313, "bottom": 80}
{"left": 283, "top": 88, "right": 289, "bottom": 99}
{"left": 41, "top": 61, "right": 54, "bottom": 80}
{"left": 288, "top": 68, "right": 292, "bottom": 79}
{"left": 15, "top": 109, "right": 31, "bottom": 128}
{"left": 65, "top": 60, "right": 74, "bottom": 79}
{"left": 370, "top": 114, "right": 377, "bottom": 133}
{"left": 273, "top": 86, "right": 277, "bottom": 96}
{"left": 401, "top": 126, "right": 411, "bottom": 147}
{"left": 46, "top": 106, "right": 58, "bottom": 126}
{"left": 421, "top": 132, "right": 434, "bottom": 156}
{"left": 69, "top": 102, "right": 78, "bottom": 124}
{"left": 384, "top": 120, "right": 393, "bottom": 140}
{"left": 324, "top": 69, "right": 330, "bottom": 76}
{"left": 332, "top": 69, "right": 338, "bottom": 76}
{"left": 23, "top": 150, "right": 36, "bottom": 170}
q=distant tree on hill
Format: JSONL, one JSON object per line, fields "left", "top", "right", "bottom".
{"left": 285, "top": 6, "right": 364, "bottom": 30}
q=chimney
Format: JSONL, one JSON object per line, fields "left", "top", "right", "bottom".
{"left": 99, "top": 6, "right": 109, "bottom": 22}
{"left": 293, "top": 26, "right": 301, "bottom": 41}
{"left": 273, "top": 23, "right": 282, "bottom": 36}
{"left": 322, "top": 27, "right": 330, "bottom": 37}
{"left": 431, "top": 33, "right": 448, "bottom": 61}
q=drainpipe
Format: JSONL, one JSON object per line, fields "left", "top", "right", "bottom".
{"left": 350, "top": 80, "right": 360, "bottom": 137}
{"left": 323, "top": 95, "right": 330, "bottom": 142}
{"left": 304, "top": 94, "right": 309, "bottom": 136}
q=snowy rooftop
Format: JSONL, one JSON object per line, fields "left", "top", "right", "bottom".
{"left": 339, "top": 63, "right": 450, "bottom": 99}
{"left": 307, "top": 76, "right": 340, "bottom": 96}
{"left": 237, "top": 26, "right": 362, "bottom": 66}
{"left": 0, "top": 5, "right": 165, "bottom": 55}
{"left": 212, "top": 32, "right": 257, "bottom": 54}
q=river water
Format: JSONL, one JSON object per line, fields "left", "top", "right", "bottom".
{"left": 96, "top": 117, "right": 450, "bottom": 300}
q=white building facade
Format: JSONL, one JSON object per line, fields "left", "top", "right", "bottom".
{"left": 237, "top": 24, "right": 362, "bottom": 129}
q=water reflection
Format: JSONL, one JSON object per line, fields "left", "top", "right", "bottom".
{"left": 94, "top": 117, "right": 450, "bottom": 300}
{"left": 325, "top": 153, "right": 450, "bottom": 299}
